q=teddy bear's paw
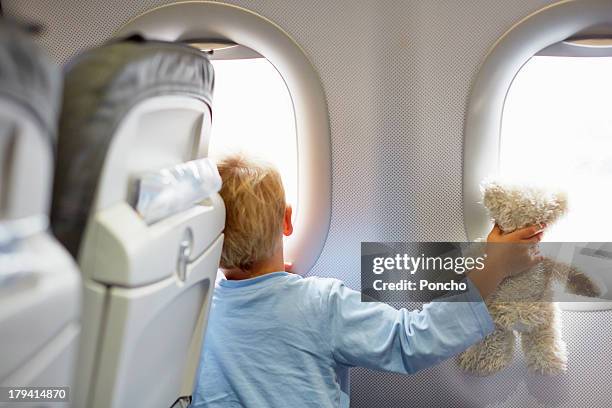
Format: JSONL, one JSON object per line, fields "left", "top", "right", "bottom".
{"left": 526, "top": 353, "right": 567, "bottom": 375}
{"left": 457, "top": 352, "right": 510, "bottom": 376}
{"left": 456, "top": 332, "right": 515, "bottom": 376}
{"left": 522, "top": 326, "right": 567, "bottom": 375}
{"left": 569, "top": 275, "right": 602, "bottom": 298}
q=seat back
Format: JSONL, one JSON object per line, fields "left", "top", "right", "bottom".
{"left": 51, "top": 38, "right": 223, "bottom": 408}
{"left": 0, "top": 21, "right": 81, "bottom": 393}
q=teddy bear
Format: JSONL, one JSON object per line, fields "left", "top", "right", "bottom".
{"left": 456, "top": 180, "right": 601, "bottom": 375}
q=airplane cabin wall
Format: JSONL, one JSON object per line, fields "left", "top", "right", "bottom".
{"left": 6, "top": 1, "right": 612, "bottom": 407}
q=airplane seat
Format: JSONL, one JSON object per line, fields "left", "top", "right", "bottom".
{"left": 0, "top": 21, "right": 81, "bottom": 393}
{"left": 50, "top": 37, "right": 224, "bottom": 408}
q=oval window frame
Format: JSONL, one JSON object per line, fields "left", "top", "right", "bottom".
{"left": 462, "top": 0, "right": 612, "bottom": 311}
{"left": 116, "top": 1, "right": 332, "bottom": 274}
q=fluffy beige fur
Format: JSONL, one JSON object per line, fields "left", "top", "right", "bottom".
{"left": 457, "top": 180, "right": 600, "bottom": 376}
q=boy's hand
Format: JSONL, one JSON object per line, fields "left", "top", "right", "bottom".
{"left": 467, "top": 224, "right": 545, "bottom": 299}
{"left": 486, "top": 224, "right": 545, "bottom": 278}
{"left": 487, "top": 224, "right": 544, "bottom": 244}
{"left": 284, "top": 262, "right": 294, "bottom": 273}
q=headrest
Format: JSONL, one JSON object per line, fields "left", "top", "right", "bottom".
{"left": 0, "top": 20, "right": 61, "bottom": 226}
{"left": 135, "top": 157, "right": 221, "bottom": 225}
{"left": 51, "top": 38, "right": 214, "bottom": 257}
{"left": 0, "top": 21, "right": 61, "bottom": 141}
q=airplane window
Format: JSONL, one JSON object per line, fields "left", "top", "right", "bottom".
{"left": 208, "top": 58, "right": 298, "bottom": 212}
{"left": 499, "top": 55, "right": 612, "bottom": 241}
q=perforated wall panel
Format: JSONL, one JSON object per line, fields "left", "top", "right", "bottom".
{"left": 7, "top": 1, "right": 611, "bottom": 407}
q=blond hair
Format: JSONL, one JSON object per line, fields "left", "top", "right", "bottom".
{"left": 217, "top": 154, "right": 286, "bottom": 270}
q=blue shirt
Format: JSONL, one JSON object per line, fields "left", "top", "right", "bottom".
{"left": 191, "top": 272, "right": 494, "bottom": 408}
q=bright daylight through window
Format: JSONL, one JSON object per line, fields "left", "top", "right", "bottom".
{"left": 500, "top": 55, "right": 612, "bottom": 241}
{"left": 208, "top": 58, "right": 298, "bottom": 213}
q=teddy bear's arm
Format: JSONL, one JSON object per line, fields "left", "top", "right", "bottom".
{"left": 549, "top": 260, "right": 602, "bottom": 298}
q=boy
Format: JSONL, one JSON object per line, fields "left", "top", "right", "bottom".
{"left": 191, "top": 155, "right": 543, "bottom": 407}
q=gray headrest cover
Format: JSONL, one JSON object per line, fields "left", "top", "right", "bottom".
{"left": 0, "top": 21, "right": 62, "bottom": 141}
{"left": 51, "top": 39, "right": 214, "bottom": 257}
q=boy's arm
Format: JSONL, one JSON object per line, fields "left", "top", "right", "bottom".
{"left": 326, "top": 278, "right": 494, "bottom": 374}
{"left": 325, "top": 225, "right": 544, "bottom": 374}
